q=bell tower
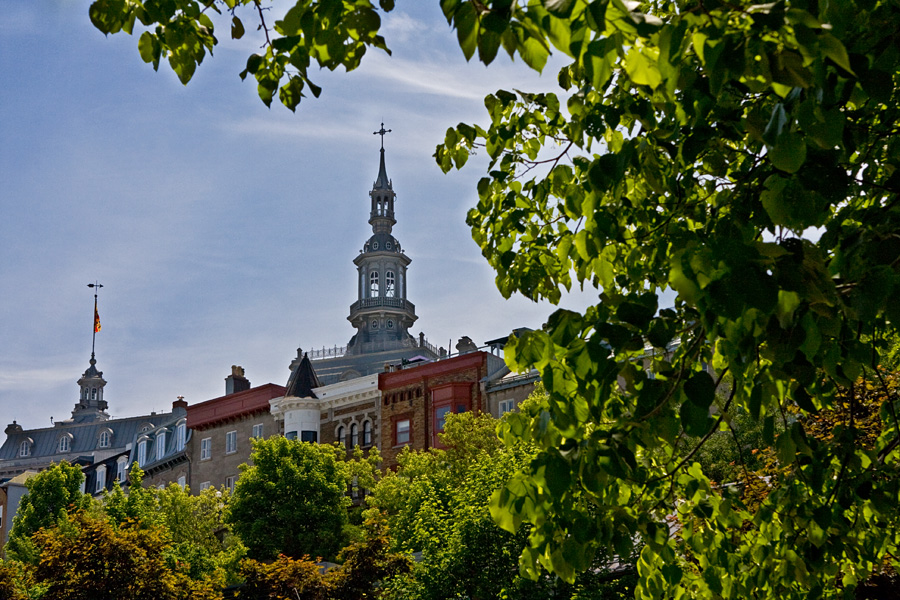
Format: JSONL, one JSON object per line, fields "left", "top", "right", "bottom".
{"left": 346, "top": 125, "right": 418, "bottom": 355}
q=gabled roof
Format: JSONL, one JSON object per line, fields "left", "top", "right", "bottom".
{"left": 285, "top": 353, "right": 321, "bottom": 399}
{"left": 186, "top": 383, "right": 286, "bottom": 430}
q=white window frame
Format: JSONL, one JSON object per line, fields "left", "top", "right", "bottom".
{"left": 225, "top": 430, "right": 237, "bottom": 454}
{"left": 58, "top": 435, "right": 71, "bottom": 453}
{"left": 499, "top": 399, "right": 515, "bottom": 415}
{"left": 137, "top": 440, "right": 147, "bottom": 466}
{"left": 156, "top": 431, "right": 166, "bottom": 461}
{"left": 176, "top": 422, "right": 186, "bottom": 451}
{"left": 200, "top": 437, "right": 211, "bottom": 460}
{"left": 369, "top": 271, "right": 379, "bottom": 297}
{"left": 396, "top": 419, "right": 410, "bottom": 446}
{"left": 199, "top": 481, "right": 211, "bottom": 491}
{"left": 18, "top": 441, "right": 30, "bottom": 457}
{"left": 98, "top": 430, "right": 111, "bottom": 449}
{"left": 225, "top": 475, "right": 236, "bottom": 493}
{"left": 117, "top": 457, "right": 128, "bottom": 482}
{"left": 252, "top": 423, "right": 264, "bottom": 439}
{"left": 177, "top": 475, "right": 186, "bottom": 488}
{"left": 95, "top": 465, "right": 107, "bottom": 494}
{"left": 385, "top": 270, "right": 395, "bottom": 297}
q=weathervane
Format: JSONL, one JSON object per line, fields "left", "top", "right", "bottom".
{"left": 87, "top": 281, "right": 103, "bottom": 362}
{"left": 374, "top": 122, "right": 392, "bottom": 149}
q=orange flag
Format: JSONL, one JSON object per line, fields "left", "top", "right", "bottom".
{"left": 94, "top": 298, "right": 101, "bottom": 333}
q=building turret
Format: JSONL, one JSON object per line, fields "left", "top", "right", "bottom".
{"left": 71, "top": 355, "right": 109, "bottom": 423}
{"left": 346, "top": 133, "right": 418, "bottom": 355}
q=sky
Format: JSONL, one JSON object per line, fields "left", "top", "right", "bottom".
{"left": 0, "top": 1, "right": 598, "bottom": 429}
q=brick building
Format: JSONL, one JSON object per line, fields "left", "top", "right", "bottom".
{"left": 378, "top": 350, "right": 505, "bottom": 470}
{"left": 186, "top": 368, "right": 285, "bottom": 493}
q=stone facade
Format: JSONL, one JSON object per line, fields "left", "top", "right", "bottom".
{"left": 187, "top": 382, "right": 285, "bottom": 493}
{"left": 378, "top": 351, "right": 505, "bottom": 470}
{"left": 483, "top": 369, "right": 540, "bottom": 417}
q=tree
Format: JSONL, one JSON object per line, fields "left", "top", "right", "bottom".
{"left": 6, "top": 462, "right": 92, "bottom": 564}
{"left": 226, "top": 437, "right": 352, "bottom": 561}
{"left": 31, "top": 510, "right": 221, "bottom": 600}
{"left": 87, "top": 0, "right": 900, "bottom": 596}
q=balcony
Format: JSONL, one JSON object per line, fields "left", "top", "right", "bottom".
{"left": 349, "top": 297, "right": 415, "bottom": 314}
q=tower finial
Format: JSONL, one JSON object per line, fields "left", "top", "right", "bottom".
{"left": 374, "top": 122, "right": 391, "bottom": 150}
{"left": 87, "top": 282, "right": 103, "bottom": 361}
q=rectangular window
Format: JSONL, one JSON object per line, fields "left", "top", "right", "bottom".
{"left": 137, "top": 441, "right": 147, "bottom": 467}
{"left": 200, "top": 481, "right": 211, "bottom": 491}
{"left": 285, "top": 431, "right": 298, "bottom": 440}
{"left": 300, "top": 430, "right": 318, "bottom": 443}
{"left": 252, "top": 423, "right": 264, "bottom": 439}
{"left": 225, "top": 475, "right": 236, "bottom": 493}
{"left": 95, "top": 466, "right": 106, "bottom": 494}
{"left": 395, "top": 419, "right": 410, "bottom": 446}
{"left": 156, "top": 432, "right": 166, "bottom": 461}
{"left": 200, "top": 437, "right": 211, "bottom": 460}
{"left": 117, "top": 459, "right": 127, "bottom": 482}
{"left": 435, "top": 406, "right": 452, "bottom": 433}
{"left": 225, "top": 431, "right": 237, "bottom": 454}
{"left": 499, "top": 399, "right": 515, "bottom": 415}
{"left": 176, "top": 423, "right": 186, "bottom": 451}
{"left": 177, "top": 475, "right": 186, "bottom": 488}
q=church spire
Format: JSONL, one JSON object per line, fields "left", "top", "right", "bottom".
{"left": 373, "top": 123, "right": 392, "bottom": 191}
{"left": 72, "top": 283, "right": 109, "bottom": 423}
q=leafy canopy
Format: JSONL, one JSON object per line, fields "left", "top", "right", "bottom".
{"left": 88, "top": 0, "right": 900, "bottom": 597}
{"left": 225, "top": 437, "right": 355, "bottom": 561}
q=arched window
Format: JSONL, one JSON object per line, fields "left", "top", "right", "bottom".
{"left": 336, "top": 426, "right": 345, "bottom": 446}
{"left": 369, "top": 271, "right": 379, "bottom": 297}
{"left": 117, "top": 457, "right": 128, "bottom": 482}
{"left": 385, "top": 271, "right": 395, "bottom": 297}
{"left": 82, "top": 388, "right": 89, "bottom": 400}
{"left": 58, "top": 436, "right": 71, "bottom": 453}
{"left": 350, "top": 423, "right": 359, "bottom": 447}
{"left": 95, "top": 466, "right": 107, "bottom": 494}
{"left": 98, "top": 430, "right": 111, "bottom": 449}
{"left": 176, "top": 422, "right": 186, "bottom": 451}
{"left": 137, "top": 440, "right": 148, "bottom": 466}
{"left": 18, "top": 440, "right": 30, "bottom": 457}
{"left": 363, "top": 421, "right": 372, "bottom": 446}
{"left": 156, "top": 432, "right": 166, "bottom": 461}
{"left": 91, "top": 388, "right": 97, "bottom": 400}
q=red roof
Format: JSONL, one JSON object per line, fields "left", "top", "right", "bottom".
{"left": 379, "top": 352, "right": 486, "bottom": 389}
{"left": 186, "top": 383, "right": 286, "bottom": 430}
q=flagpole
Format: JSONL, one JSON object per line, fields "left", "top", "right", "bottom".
{"left": 87, "top": 281, "right": 103, "bottom": 360}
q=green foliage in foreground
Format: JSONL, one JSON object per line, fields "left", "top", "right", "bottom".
{"left": 86, "top": 0, "right": 900, "bottom": 596}
{"left": 226, "top": 437, "right": 376, "bottom": 562}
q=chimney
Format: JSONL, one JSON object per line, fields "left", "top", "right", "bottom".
{"left": 172, "top": 395, "right": 188, "bottom": 416}
{"left": 4, "top": 421, "right": 22, "bottom": 437}
{"left": 225, "top": 366, "right": 251, "bottom": 395}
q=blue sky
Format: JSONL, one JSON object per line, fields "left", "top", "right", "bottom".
{"left": 0, "top": 2, "right": 597, "bottom": 428}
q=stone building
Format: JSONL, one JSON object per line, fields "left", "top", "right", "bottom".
{"left": 378, "top": 350, "right": 505, "bottom": 470}
{"left": 0, "top": 353, "right": 173, "bottom": 481}
{"left": 186, "top": 368, "right": 284, "bottom": 493}
{"left": 287, "top": 141, "right": 441, "bottom": 385}
{"left": 271, "top": 353, "right": 380, "bottom": 455}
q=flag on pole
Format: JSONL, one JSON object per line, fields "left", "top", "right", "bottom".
{"left": 94, "top": 298, "right": 101, "bottom": 333}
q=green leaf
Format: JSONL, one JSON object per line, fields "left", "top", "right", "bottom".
{"left": 231, "top": 16, "right": 245, "bottom": 40}
{"left": 684, "top": 371, "right": 716, "bottom": 408}
{"left": 769, "top": 131, "right": 807, "bottom": 173}
{"left": 624, "top": 47, "right": 662, "bottom": 89}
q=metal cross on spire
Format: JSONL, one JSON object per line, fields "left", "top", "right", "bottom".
{"left": 87, "top": 281, "right": 103, "bottom": 362}
{"left": 374, "top": 122, "right": 392, "bottom": 149}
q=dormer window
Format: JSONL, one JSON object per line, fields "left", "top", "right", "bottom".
{"left": 95, "top": 465, "right": 107, "bottom": 494}
{"left": 98, "top": 430, "right": 111, "bottom": 449}
{"left": 369, "top": 271, "right": 379, "bottom": 297}
{"left": 156, "top": 431, "right": 166, "bottom": 461}
{"left": 18, "top": 440, "right": 31, "bottom": 457}
{"left": 137, "top": 439, "right": 148, "bottom": 466}
{"left": 58, "top": 435, "right": 72, "bottom": 453}
{"left": 386, "top": 271, "right": 395, "bottom": 297}
{"left": 176, "top": 422, "right": 186, "bottom": 451}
